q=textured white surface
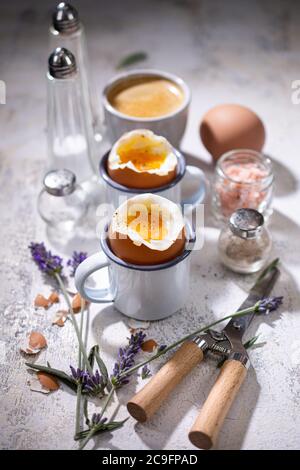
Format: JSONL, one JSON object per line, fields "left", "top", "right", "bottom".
{"left": 0, "top": 0, "right": 300, "bottom": 450}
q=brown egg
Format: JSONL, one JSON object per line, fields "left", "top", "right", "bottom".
{"left": 108, "top": 194, "right": 186, "bottom": 266}
{"left": 108, "top": 166, "right": 177, "bottom": 189}
{"left": 200, "top": 104, "right": 265, "bottom": 161}
{"left": 107, "top": 129, "right": 178, "bottom": 189}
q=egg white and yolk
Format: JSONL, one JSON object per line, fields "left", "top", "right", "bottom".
{"left": 107, "top": 130, "right": 178, "bottom": 189}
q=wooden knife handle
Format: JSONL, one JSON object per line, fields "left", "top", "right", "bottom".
{"left": 188, "top": 359, "right": 247, "bottom": 450}
{"left": 127, "top": 341, "right": 204, "bottom": 422}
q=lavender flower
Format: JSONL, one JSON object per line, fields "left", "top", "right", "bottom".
{"left": 70, "top": 366, "right": 85, "bottom": 382}
{"left": 29, "top": 242, "right": 63, "bottom": 276}
{"left": 158, "top": 344, "right": 167, "bottom": 353}
{"left": 91, "top": 413, "right": 108, "bottom": 427}
{"left": 70, "top": 366, "right": 105, "bottom": 396}
{"left": 256, "top": 296, "right": 283, "bottom": 315}
{"left": 111, "top": 331, "right": 146, "bottom": 388}
{"left": 67, "top": 251, "right": 88, "bottom": 277}
{"left": 141, "top": 365, "right": 151, "bottom": 379}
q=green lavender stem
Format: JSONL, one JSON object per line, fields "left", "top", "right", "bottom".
{"left": 55, "top": 273, "right": 93, "bottom": 376}
{"left": 74, "top": 299, "right": 86, "bottom": 439}
{"left": 79, "top": 386, "right": 116, "bottom": 450}
{"left": 118, "top": 304, "right": 258, "bottom": 380}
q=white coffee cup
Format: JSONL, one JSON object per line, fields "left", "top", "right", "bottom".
{"left": 75, "top": 222, "right": 195, "bottom": 321}
{"left": 102, "top": 69, "right": 191, "bottom": 148}
{"left": 99, "top": 148, "right": 206, "bottom": 211}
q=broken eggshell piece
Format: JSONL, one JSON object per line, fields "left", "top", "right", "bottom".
{"left": 107, "top": 129, "right": 178, "bottom": 189}
{"left": 20, "top": 331, "right": 47, "bottom": 355}
{"left": 108, "top": 193, "right": 186, "bottom": 265}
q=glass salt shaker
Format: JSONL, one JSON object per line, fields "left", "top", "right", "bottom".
{"left": 49, "top": 2, "right": 103, "bottom": 145}
{"left": 218, "top": 208, "right": 272, "bottom": 274}
{"left": 47, "top": 47, "right": 96, "bottom": 181}
{"left": 38, "top": 169, "right": 88, "bottom": 235}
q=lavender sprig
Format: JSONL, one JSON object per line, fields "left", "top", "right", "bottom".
{"left": 117, "top": 295, "right": 284, "bottom": 382}
{"left": 67, "top": 251, "right": 88, "bottom": 277}
{"left": 91, "top": 413, "right": 107, "bottom": 427}
{"left": 255, "top": 296, "right": 283, "bottom": 314}
{"left": 111, "top": 331, "right": 146, "bottom": 388}
{"left": 70, "top": 366, "right": 106, "bottom": 397}
{"left": 141, "top": 365, "right": 151, "bottom": 379}
{"left": 29, "top": 242, "right": 63, "bottom": 276}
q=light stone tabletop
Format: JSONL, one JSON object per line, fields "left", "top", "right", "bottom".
{"left": 1, "top": 0, "right": 300, "bottom": 450}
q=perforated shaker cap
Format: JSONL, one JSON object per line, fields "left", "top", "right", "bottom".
{"left": 229, "top": 208, "right": 264, "bottom": 239}
{"left": 52, "top": 2, "right": 80, "bottom": 34}
{"left": 43, "top": 169, "right": 76, "bottom": 196}
{"left": 48, "top": 47, "right": 77, "bottom": 78}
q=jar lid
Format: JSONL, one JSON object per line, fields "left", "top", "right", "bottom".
{"left": 48, "top": 47, "right": 77, "bottom": 79}
{"left": 52, "top": 2, "right": 80, "bottom": 34}
{"left": 229, "top": 208, "right": 264, "bottom": 239}
{"left": 43, "top": 169, "right": 76, "bottom": 196}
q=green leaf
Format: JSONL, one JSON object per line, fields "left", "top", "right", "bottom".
{"left": 88, "top": 345, "right": 97, "bottom": 369}
{"left": 244, "top": 334, "right": 260, "bottom": 350}
{"left": 117, "top": 51, "right": 148, "bottom": 69}
{"left": 75, "top": 418, "right": 129, "bottom": 440}
{"left": 93, "top": 346, "right": 112, "bottom": 391}
{"left": 25, "top": 362, "right": 77, "bottom": 392}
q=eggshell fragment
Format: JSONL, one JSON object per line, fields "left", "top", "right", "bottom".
{"left": 141, "top": 339, "right": 158, "bottom": 353}
{"left": 20, "top": 331, "right": 47, "bottom": 355}
{"left": 34, "top": 294, "right": 50, "bottom": 309}
{"left": 72, "top": 293, "right": 85, "bottom": 313}
{"left": 52, "top": 310, "right": 68, "bottom": 327}
{"left": 37, "top": 372, "right": 60, "bottom": 391}
{"left": 28, "top": 376, "right": 50, "bottom": 394}
{"left": 200, "top": 104, "right": 265, "bottom": 161}
{"left": 48, "top": 291, "right": 59, "bottom": 304}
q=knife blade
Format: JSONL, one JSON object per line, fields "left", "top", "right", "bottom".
{"left": 223, "top": 262, "right": 280, "bottom": 343}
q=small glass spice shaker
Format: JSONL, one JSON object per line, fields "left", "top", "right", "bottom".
{"left": 47, "top": 47, "right": 96, "bottom": 181}
{"left": 49, "top": 2, "right": 103, "bottom": 144}
{"left": 218, "top": 208, "right": 272, "bottom": 273}
{"left": 38, "top": 169, "right": 88, "bottom": 235}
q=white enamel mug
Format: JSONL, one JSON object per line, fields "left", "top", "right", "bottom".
{"left": 102, "top": 69, "right": 191, "bottom": 148}
{"left": 99, "top": 148, "right": 206, "bottom": 212}
{"left": 75, "top": 222, "right": 195, "bottom": 321}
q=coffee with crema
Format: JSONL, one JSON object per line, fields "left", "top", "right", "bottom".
{"left": 108, "top": 78, "right": 184, "bottom": 118}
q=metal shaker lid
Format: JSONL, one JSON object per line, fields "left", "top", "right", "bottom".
{"left": 229, "top": 208, "right": 264, "bottom": 239}
{"left": 52, "top": 2, "right": 80, "bottom": 34}
{"left": 48, "top": 47, "right": 77, "bottom": 78}
{"left": 43, "top": 169, "right": 76, "bottom": 196}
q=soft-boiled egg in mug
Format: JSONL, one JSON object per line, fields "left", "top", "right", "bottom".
{"left": 108, "top": 193, "right": 186, "bottom": 265}
{"left": 107, "top": 129, "right": 178, "bottom": 189}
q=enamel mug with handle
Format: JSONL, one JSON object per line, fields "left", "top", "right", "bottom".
{"left": 75, "top": 222, "right": 195, "bottom": 321}
{"left": 99, "top": 148, "right": 206, "bottom": 212}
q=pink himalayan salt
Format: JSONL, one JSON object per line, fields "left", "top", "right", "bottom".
{"left": 217, "top": 163, "right": 268, "bottom": 217}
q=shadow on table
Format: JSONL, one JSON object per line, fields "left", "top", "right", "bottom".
{"left": 267, "top": 155, "right": 298, "bottom": 198}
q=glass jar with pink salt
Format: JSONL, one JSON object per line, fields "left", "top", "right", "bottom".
{"left": 212, "top": 149, "right": 273, "bottom": 223}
